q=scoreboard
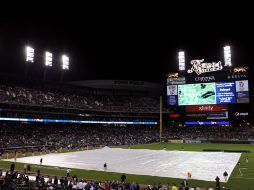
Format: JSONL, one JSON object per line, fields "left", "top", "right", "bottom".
{"left": 167, "top": 80, "right": 249, "bottom": 106}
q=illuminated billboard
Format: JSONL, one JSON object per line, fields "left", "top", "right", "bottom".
{"left": 168, "top": 80, "right": 249, "bottom": 106}
{"left": 185, "top": 105, "right": 228, "bottom": 112}
{"left": 235, "top": 80, "right": 249, "bottom": 103}
{"left": 215, "top": 82, "right": 236, "bottom": 104}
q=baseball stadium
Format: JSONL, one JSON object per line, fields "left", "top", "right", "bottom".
{"left": 0, "top": 45, "right": 253, "bottom": 190}
{"left": 1, "top": 14, "right": 254, "bottom": 190}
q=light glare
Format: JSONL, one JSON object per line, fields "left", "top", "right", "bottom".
{"left": 45, "top": 51, "right": 53, "bottom": 66}
{"left": 178, "top": 51, "right": 185, "bottom": 71}
{"left": 224, "top": 45, "right": 231, "bottom": 66}
{"left": 26, "top": 46, "right": 34, "bottom": 63}
{"left": 62, "top": 55, "right": 69, "bottom": 70}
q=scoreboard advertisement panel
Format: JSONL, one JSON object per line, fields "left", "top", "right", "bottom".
{"left": 235, "top": 80, "right": 249, "bottom": 103}
{"left": 185, "top": 105, "right": 228, "bottom": 112}
{"left": 167, "top": 80, "right": 249, "bottom": 106}
{"left": 215, "top": 82, "right": 236, "bottom": 104}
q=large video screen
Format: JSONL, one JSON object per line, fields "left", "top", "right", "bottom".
{"left": 178, "top": 83, "right": 216, "bottom": 105}
{"left": 167, "top": 80, "right": 249, "bottom": 106}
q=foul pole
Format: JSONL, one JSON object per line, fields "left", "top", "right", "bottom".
{"left": 160, "top": 96, "right": 163, "bottom": 142}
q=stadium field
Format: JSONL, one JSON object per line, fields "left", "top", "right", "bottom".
{"left": 0, "top": 143, "right": 254, "bottom": 189}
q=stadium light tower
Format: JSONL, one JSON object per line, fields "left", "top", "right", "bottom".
{"left": 24, "top": 46, "right": 35, "bottom": 77}
{"left": 62, "top": 55, "right": 69, "bottom": 70}
{"left": 43, "top": 51, "right": 53, "bottom": 81}
{"left": 178, "top": 51, "right": 185, "bottom": 71}
{"left": 45, "top": 51, "right": 53, "bottom": 67}
{"left": 60, "top": 54, "right": 70, "bottom": 81}
{"left": 224, "top": 45, "right": 231, "bottom": 66}
{"left": 26, "top": 46, "right": 34, "bottom": 63}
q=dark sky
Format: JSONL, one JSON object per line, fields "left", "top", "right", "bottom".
{"left": 0, "top": 7, "right": 253, "bottom": 83}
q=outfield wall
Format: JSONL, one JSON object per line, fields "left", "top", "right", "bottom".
{"left": 169, "top": 139, "right": 254, "bottom": 144}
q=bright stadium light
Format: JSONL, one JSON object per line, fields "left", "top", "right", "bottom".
{"left": 224, "top": 45, "right": 231, "bottom": 66}
{"left": 45, "top": 51, "right": 53, "bottom": 67}
{"left": 62, "top": 55, "right": 69, "bottom": 70}
{"left": 178, "top": 51, "right": 185, "bottom": 71}
{"left": 26, "top": 46, "right": 34, "bottom": 63}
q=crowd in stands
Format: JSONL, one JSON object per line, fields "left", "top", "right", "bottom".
{"left": 0, "top": 124, "right": 253, "bottom": 150}
{"left": 0, "top": 168, "right": 228, "bottom": 190}
{"left": 165, "top": 125, "right": 253, "bottom": 140}
{"left": 0, "top": 124, "right": 159, "bottom": 149}
{"left": 0, "top": 85, "right": 160, "bottom": 113}
{"left": 1, "top": 168, "right": 138, "bottom": 190}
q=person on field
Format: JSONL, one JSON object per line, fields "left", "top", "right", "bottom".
{"left": 223, "top": 171, "right": 228, "bottom": 182}
{"left": 104, "top": 162, "right": 107, "bottom": 170}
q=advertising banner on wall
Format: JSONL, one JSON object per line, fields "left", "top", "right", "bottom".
{"left": 206, "top": 112, "right": 228, "bottom": 119}
{"left": 236, "top": 92, "right": 249, "bottom": 103}
{"left": 167, "top": 85, "right": 178, "bottom": 95}
{"left": 168, "top": 114, "right": 180, "bottom": 118}
{"left": 186, "top": 73, "right": 225, "bottom": 84}
{"left": 167, "top": 95, "right": 178, "bottom": 106}
{"left": 186, "top": 105, "right": 228, "bottom": 112}
{"left": 235, "top": 80, "right": 249, "bottom": 103}
{"left": 185, "top": 121, "right": 229, "bottom": 125}
{"left": 185, "top": 111, "right": 228, "bottom": 120}
{"left": 236, "top": 80, "right": 249, "bottom": 92}
{"left": 167, "top": 85, "right": 178, "bottom": 106}
{"left": 167, "top": 77, "right": 186, "bottom": 85}
{"left": 169, "top": 139, "right": 184, "bottom": 144}
{"left": 234, "top": 112, "right": 249, "bottom": 117}
{"left": 215, "top": 82, "right": 236, "bottom": 104}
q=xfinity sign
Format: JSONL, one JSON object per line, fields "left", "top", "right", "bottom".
{"left": 198, "top": 105, "right": 214, "bottom": 111}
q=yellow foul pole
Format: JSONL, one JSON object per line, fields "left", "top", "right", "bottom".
{"left": 160, "top": 96, "right": 163, "bottom": 142}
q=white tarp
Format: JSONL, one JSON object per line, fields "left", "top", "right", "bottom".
{"left": 4, "top": 147, "right": 241, "bottom": 182}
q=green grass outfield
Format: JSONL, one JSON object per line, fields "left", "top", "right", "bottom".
{"left": 0, "top": 143, "right": 254, "bottom": 189}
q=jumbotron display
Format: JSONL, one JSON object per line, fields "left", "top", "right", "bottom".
{"left": 167, "top": 80, "right": 249, "bottom": 106}
{"left": 178, "top": 83, "right": 216, "bottom": 105}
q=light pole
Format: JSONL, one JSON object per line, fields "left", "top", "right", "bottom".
{"left": 43, "top": 51, "right": 53, "bottom": 81}
{"left": 25, "top": 46, "right": 34, "bottom": 77}
{"left": 61, "top": 54, "right": 69, "bottom": 82}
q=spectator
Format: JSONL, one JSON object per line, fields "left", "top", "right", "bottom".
{"left": 23, "top": 163, "right": 27, "bottom": 173}
{"left": 121, "top": 174, "right": 126, "bottom": 182}
{"left": 27, "top": 164, "right": 31, "bottom": 173}
{"left": 54, "top": 176, "right": 58, "bottom": 186}
{"left": 215, "top": 176, "right": 220, "bottom": 189}
{"left": 172, "top": 183, "right": 178, "bottom": 190}
{"left": 67, "top": 168, "right": 71, "bottom": 177}
{"left": 10, "top": 162, "right": 15, "bottom": 172}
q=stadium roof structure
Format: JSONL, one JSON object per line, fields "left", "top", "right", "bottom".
{"left": 68, "top": 80, "right": 163, "bottom": 92}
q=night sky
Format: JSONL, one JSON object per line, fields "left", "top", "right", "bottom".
{"left": 0, "top": 9, "right": 253, "bottom": 83}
